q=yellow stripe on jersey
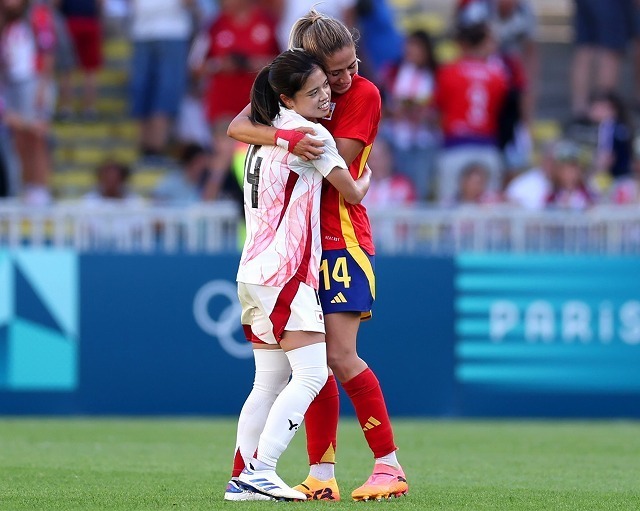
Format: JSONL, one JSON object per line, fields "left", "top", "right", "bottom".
{"left": 347, "top": 245, "right": 376, "bottom": 299}
{"left": 358, "top": 144, "right": 372, "bottom": 177}
{"left": 338, "top": 195, "right": 358, "bottom": 247}
{"left": 339, "top": 143, "right": 373, "bottom": 248}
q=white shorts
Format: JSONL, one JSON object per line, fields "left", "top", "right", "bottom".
{"left": 238, "top": 280, "right": 325, "bottom": 345}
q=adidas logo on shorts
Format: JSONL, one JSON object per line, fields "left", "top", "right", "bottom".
{"left": 331, "top": 292, "right": 347, "bottom": 304}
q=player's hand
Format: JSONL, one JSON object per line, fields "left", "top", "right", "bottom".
{"left": 275, "top": 127, "right": 324, "bottom": 161}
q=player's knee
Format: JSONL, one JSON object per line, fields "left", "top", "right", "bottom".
{"left": 326, "top": 348, "right": 357, "bottom": 373}
{"left": 253, "top": 349, "right": 292, "bottom": 394}
{"left": 294, "top": 363, "right": 328, "bottom": 395}
{"left": 253, "top": 366, "right": 291, "bottom": 394}
{"left": 328, "top": 352, "right": 368, "bottom": 383}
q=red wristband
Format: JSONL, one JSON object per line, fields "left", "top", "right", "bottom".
{"left": 275, "top": 129, "right": 306, "bottom": 153}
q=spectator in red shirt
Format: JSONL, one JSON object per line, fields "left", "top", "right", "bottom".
{"left": 433, "top": 1, "right": 508, "bottom": 204}
{"left": 55, "top": 0, "right": 104, "bottom": 120}
{"left": 200, "top": 0, "right": 280, "bottom": 131}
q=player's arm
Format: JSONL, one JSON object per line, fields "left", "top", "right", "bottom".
{"left": 325, "top": 165, "right": 371, "bottom": 205}
{"left": 227, "top": 104, "right": 325, "bottom": 160}
{"left": 313, "top": 124, "right": 370, "bottom": 203}
{"left": 334, "top": 138, "right": 366, "bottom": 167}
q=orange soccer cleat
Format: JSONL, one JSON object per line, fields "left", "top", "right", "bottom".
{"left": 351, "top": 463, "right": 408, "bottom": 501}
{"left": 294, "top": 475, "right": 341, "bottom": 501}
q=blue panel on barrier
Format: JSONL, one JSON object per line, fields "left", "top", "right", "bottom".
{"left": 79, "top": 254, "right": 254, "bottom": 415}
{"left": 4, "top": 250, "right": 639, "bottom": 418}
{"left": 0, "top": 249, "right": 78, "bottom": 395}
{"left": 454, "top": 254, "right": 640, "bottom": 417}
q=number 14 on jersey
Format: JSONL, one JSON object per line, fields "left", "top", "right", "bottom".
{"left": 319, "top": 256, "right": 351, "bottom": 291}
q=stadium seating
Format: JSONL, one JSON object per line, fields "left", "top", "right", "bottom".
{"left": 51, "top": 35, "right": 169, "bottom": 199}
{"left": 49, "top": 1, "right": 569, "bottom": 201}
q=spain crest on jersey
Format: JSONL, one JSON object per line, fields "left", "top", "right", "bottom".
{"left": 322, "top": 102, "right": 336, "bottom": 121}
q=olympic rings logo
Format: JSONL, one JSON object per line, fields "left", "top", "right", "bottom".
{"left": 193, "top": 280, "right": 252, "bottom": 359}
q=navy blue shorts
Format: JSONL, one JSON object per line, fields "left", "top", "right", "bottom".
{"left": 130, "top": 39, "right": 189, "bottom": 118}
{"left": 574, "top": 0, "right": 634, "bottom": 52}
{"left": 318, "top": 247, "right": 375, "bottom": 320}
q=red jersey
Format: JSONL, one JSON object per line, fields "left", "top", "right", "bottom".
{"left": 319, "top": 74, "right": 380, "bottom": 254}
{"left": 434, "top": 56, "right": 508, "bottom": 142}
{"left": 30, "top": 4, "right": 57, "bottom": 73}
{"left": 204, "top": 8, "right": 280, "bottom": 122}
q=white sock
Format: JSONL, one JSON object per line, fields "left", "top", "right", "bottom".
{"left": 375, "top": 450, "right": 400, "bottom": 470}
{"left": 256, "top": 343, "right": 328, "bottom": 468}
{"left": 235, "top": 349, "right": 290, "bottom": 467}
{"left": 309, "top": 463, "right": 335, "bottom": 480}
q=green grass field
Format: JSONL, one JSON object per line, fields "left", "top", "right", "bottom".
{"left": 1, "top": 418, "right": 639, "bottom": 511}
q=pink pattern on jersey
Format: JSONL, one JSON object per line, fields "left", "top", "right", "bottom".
{"left": 238, "top": 106, "right": 337, "bottom": 290}
{"left": 240, "top": 149, "right": 323, "bottom": 289}
{"left": 246, "top": 151, "right": 290, "bottom": 259}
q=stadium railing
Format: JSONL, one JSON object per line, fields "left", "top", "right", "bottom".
{"left": 367, "top": 204, "right": 640, "bottom": 255}
{"left": 0, "top": 200, "right": 241, "bottom": 253}
{"left": 1, "top": 200, "right": 639, "bottom": 255}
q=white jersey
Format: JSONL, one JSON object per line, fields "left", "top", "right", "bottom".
{"left": 237, "top": 107, "right": 347, "bottom": 289}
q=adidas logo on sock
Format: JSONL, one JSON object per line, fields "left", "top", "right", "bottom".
{"left": 362, "top": 416, "right": 382, "bottom": 431}
{"left": 330, "top": 292, "right": 347, "bottom": 304}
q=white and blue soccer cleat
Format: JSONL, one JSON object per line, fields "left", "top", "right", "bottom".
{"left": 238, "top": 466, "right": 307, "bottom": 501}
{"left": 223, "top": 478, "right": 275, "bottom": 501}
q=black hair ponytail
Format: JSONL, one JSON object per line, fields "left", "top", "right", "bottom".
{"left": 250, "top": 65, "right": 281, "bottom": 126}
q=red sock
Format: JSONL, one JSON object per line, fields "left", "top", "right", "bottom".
{"left": 304, "top": 374, "right": 340, "bottom": 465}
{"left": 342, "top": 368, "right": 397, "bottom": 459}
{"left": 231, "top": 447, "right": 245, "bottom": 478}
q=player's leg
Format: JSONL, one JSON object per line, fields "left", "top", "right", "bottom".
{"left": 294, "top": 248, "right": 364, "bottom": 500}
{"left": 240, "top": 333, "right": 327, "bottom": 500}
{"left": 225, "top": 282, "right": 288, "bottom": 501}
{"left": 293, "top": 367, "right": 341, "bottom": 501}
{"left": 325, "top": 312, "right": 408, "bottom": 501}
{"left": 237, "top": 281, "right": 328, "bottom": 501}
{"left": 296, "top": 247, "right": 407, "bottom": 500}
{"left": 224, "top": 345, "right": 290, "bottom": 501}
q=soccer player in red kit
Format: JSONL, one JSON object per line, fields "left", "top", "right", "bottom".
{"left": 433, "top": 2, "right": 508, "bottom": 204}
{"left": 226, "top": 9, "right": 408, "bottom": 502}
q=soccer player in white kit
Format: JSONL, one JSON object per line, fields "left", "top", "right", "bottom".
{"left": 225, "top": 48, "right": 371, "bottom": 501}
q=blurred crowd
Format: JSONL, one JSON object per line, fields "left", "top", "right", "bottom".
{"left": 0, "top": 0, "right": 640, "bottom": 210}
